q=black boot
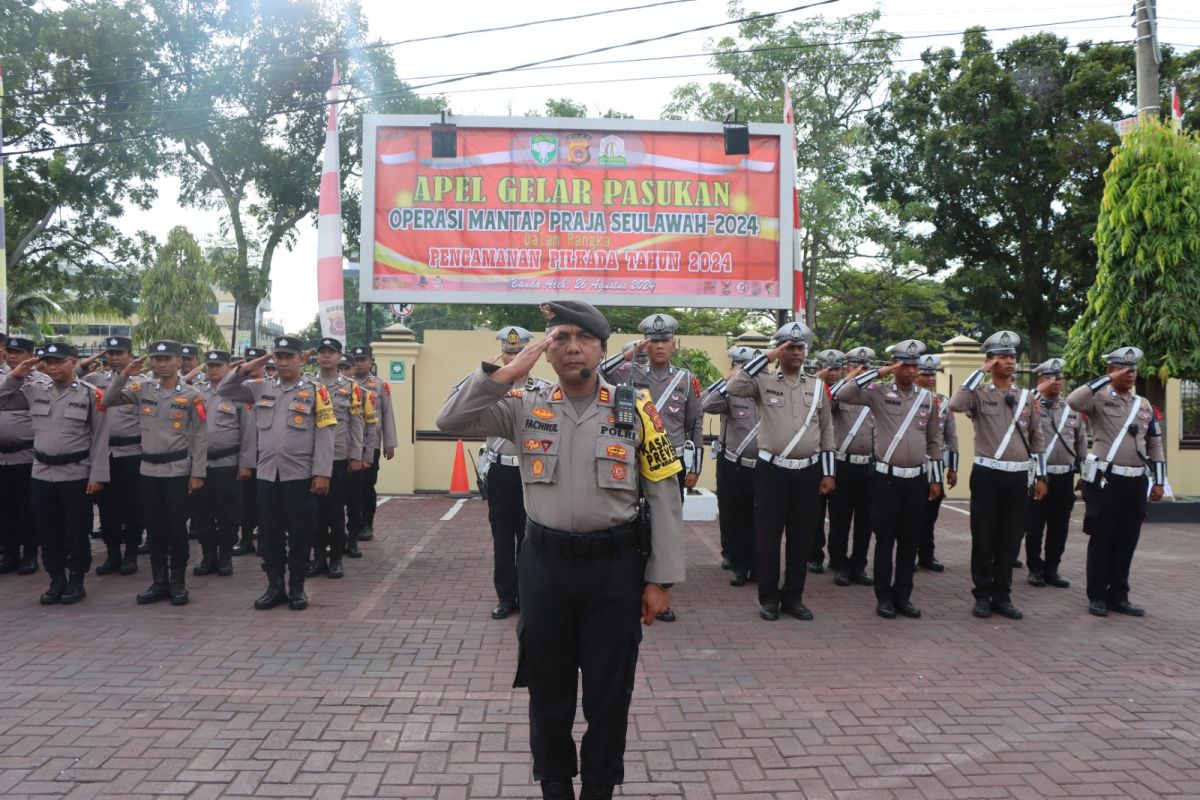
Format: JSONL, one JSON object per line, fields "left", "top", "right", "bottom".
{"left": 60, "top": 572, "right": 87, "bottom": 604}
{"left": 254, "top": 569, "right": 289, "bottom": 610}
{"left": 579, "top": 783, "right": 613, "bottom": 800}
{"left": 357, "top": 524, "right": 374, "bottom": 541}
{"left": 193, "top": 545, "right": 218, "bottom": 576}
{"left": 137, "top": 565, "right": 171, "bottom": 604}
{"left": 231, "top": 532, "right": 256, "bottom": 556}
{"left": 540, "top": 780, "right": 575, "bottom": 800}
{"left": 17, "top": 546, "right": 39, "bottom": 575}
{"left": 95, "top": 544, "right": 122, "bottom": 575}
{"left": 119, "top": 543, "right": 138, "bottom": 575}
{"left": 169, "top": 567, "right": 189, "bottom": 605}
{"left": 0, "top": 553, "right": 18, "bottom": 574}
{"left": 288, "top": 574, "right": 308, "bottom": 610}
{"left": 304, "top": 553, "right": 327, "bottom": 578}
{"left": 40, "top": 571, "right": 68, "bottom": 605}
{"left": 327, "top": 557, "right": 344, "bottom": 579}
{"left": 216, "top": 546, "right": 234, "bottom": 577}
{"left": 344, "top": 537, "right": 362, "bottom": 558}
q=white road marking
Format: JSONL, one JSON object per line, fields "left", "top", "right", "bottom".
{"left": 376, "top": 497, "right": 391, "bottom": 507}
{"left": 941, "top": 502, "right": 971, "bottom": 516}
{"left": 440, "top": 498, "right": 467, "bottom": 521}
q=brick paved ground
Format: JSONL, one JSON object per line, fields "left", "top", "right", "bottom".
{"left": 0, "top": 495, "right": 1198, "bottom": 799}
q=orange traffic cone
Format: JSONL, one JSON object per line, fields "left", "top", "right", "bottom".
{"left": 449, "top": 439, "right": 471, "bottom": 498}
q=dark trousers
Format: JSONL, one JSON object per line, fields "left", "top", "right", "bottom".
{"left": 1082, "top": 474, "right": 1147, "bottom": 604}
{"left": 969, "top": 466, "right": 1027, "bottom": 603}
{"left": 0, "top": 462, "right": 36, "bottom": 559}
{"left": 871, "top": 473, "right": 928, "bottom": 603}
{"left": 919, "top": 494, "right": 943, "bottom": 564}
{"left": 192, "top": 466, "right": 241, "bottom": 551}
{"left": 716, "top": 457, "right": 756, "bottom": 573}
{"left": 810, "top": 494, "right": 829, "bottom": 563}
{"left": 315, "top": 460, "right": 349, "bottom": 559}
{"left": 98, "top": 455, "right": 142, "bottom": 551}
{"left": 241, "top": 468, "right": 258, "bottom": 538}
{"left": 364, "top": 449, "right": 381, "bottom": 527}
{"left": 257, "top": 477, "right": 317, "bottom": 576}
{"left": 828, "top": 461, "right": 872, "bottom": 573}
{"left": 142, "top": 475, "right": 190, "bottom": 571}
{"left": 348, "top": 449, "right": 380, "bottom": 535}
{"left": 31, "top": 478, "right": 92, "bottom": 575}
{"left": 753, "top": 462, "right": 821, "bottom": 607}
{"left": 487, "top": 464, "right": 525, "bottom": 603}
{"left": 1025, "top": 472, "right": 1076, "bottom": 574}
{"left": 516, "top": 525, "right": 644, "bottom": 786}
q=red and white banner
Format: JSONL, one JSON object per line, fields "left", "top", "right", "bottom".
{"left": 1172, "top": 85, "right": 1184, "bottom": 133}
{"left": 316, "top": 64, "right": 345, "bottom": 343}
{"left": 783, "top": 82, "right": 805, "bottom": 323}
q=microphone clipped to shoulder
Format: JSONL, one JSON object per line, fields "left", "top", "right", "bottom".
{"left": 1005, "top": 393, "right": 1016, "bottom": 408}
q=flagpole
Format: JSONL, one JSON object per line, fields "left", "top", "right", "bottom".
{"left": 782, "top": 78, "right": 805, "bottom": 325}
{"left": 316, "top": 62, "right": 346, "bottom": 345}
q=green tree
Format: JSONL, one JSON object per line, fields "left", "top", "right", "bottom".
{"left": 663, "top": 8, "right": 901, "bottom": 324}
{"left": 865, "top": 31, "right": 1137, "bottom": 362}
{"left": 135, "top": 227, "right": 225, "bottom": 347}
{"left": 526, "top": 98, "right": 631, "bottom": 118}
{"left": 1064, "top": 119, "right": 1200, "bottom": 405}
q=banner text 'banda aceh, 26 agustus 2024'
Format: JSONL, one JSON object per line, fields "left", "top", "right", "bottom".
{"left": 358, "top": 116, "right": 796, "bottom": 310}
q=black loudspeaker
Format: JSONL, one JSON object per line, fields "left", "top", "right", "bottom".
{"left": 723, "top": 123, "right": 749, "bottom": 156}
{"left": 431, "top": 123, "right": 457, "bottom": 158}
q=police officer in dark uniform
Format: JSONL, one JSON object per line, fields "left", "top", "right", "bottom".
{"left": 0, "top": 336, "right": 42, "bottom": 576}
{"left": 231, "top": 346, "right": 268, "bottom": 557}
{"left": 437, "top": 300, "right": 684, "bottom": 800}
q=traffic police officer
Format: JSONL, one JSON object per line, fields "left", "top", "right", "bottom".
{"left": 349, "top": 345, "right": 397, "bottom": 545}
{"left": 104, "top": 340, "right": 208, "bottom": 605}
{"left": 949, "top": 331, "right": 1047, "bottom": 620}
{"left": 726, "top": 323, "right": 836, "bottom": 622}
{"left": 702, "top": 345, "right": 761, "bottom": 587}
{"left": 1024, "top": 358, "right": 1086, "bottom": 589}
{"left": 1067, "top": 346, "right": 1166, "bottom": 617}
{"left": 232, "top": 346, "right": 268, "bottom": 556}
{"left": 219, "top": 335, "right": 335, "bottom": 611}
{"left": 307, "top": 337, "right": 365, "bottom": 580}
{"left": 0, "top": 336, "right": 45, "bottom": 576}
{"left": 914, "top": 354, "right": 958, "bottom": 571}
{"left": 0, "top": 342, "right": 109, "bottom": 605}
{"left": 192, "top": 350, "right": 256, "bottom": 577}
{"left": 822, "top": 348, "right": 876, "bottom": 586}
{"left": 806, "top": 349, "right": 844, "bottom": 574}
{"left": 837, "top": 340, "right": 943, "bottom": 619}
{"left": 436, "top": 300, "right": 683, "bottom": 800}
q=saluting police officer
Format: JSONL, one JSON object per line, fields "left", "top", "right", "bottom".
{"left": 806, "top": 350, "right": 844, "bottom": 574}
{"left": 838, "top": 341, "right": 943, "bottom": 619}
{"left": 232, "top": 346, "right": 268, "bottom": 557}
{"left": 0, "top": 336, "right": 46, "bottom": 576}
{"left": 307, "top": 337, "right": 365, "bottom": 580}
{"left": 914, "top": 354, "right": 958, "bottom": 572}
{"left": 179, "top": 345, "right": 200, "bottom": 381}
{"left": 1024, "top": 358, "right": 1087, "bottom": 589}
{"left": 437, "top": 300, "right": 683, "bottom": 800}
{"left": 822, "top": 348, "right": 876, "bottom": 587}
{"left": 104, "top": 340, "right": 208, "bottom": 605}
{"left": 192, "top": 350, "right": 256, "bottom": 578}
{"left": 481, "top": 326, "right": 545, "bottom": 620}
{"left": 949, "top": 331, "right": 1048, "bottom": 620}
{"left": 702, "top": 345, "right": 761, "bottom": 587}
{"left": 726, "top": 323, "right": 836, "bottom": 622}
{"left": 0, "top": 342, "right": 110, "bottom": 605}
{"left": 348, "top": 345, "right": 397, "bottom": 546}
{"left": 1067, "top": 347, "right": 1166, "bottom": 617}
{"left": 219, "top": 336, "right": 336, "bottom": 611}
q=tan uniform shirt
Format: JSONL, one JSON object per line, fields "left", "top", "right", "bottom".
{"left": 834, "top": 377, "right": 942, "bottom": 468}
{"left": 725, "top": 368, "right": 835, "bottom": 464}
{"left": 0, "top": 371, "right": 47, "bottom": 466}
{"left": 603, "top": 362, "right": 704, "bottom": 472}
{"left": 315, "top": 373, "right": 365, "bottom": 462}
{"left": 197, "top": 383, "right": 257, "bottom": 471}
{"left": 934, "top": 393, "right": 959, "bottom": 470}
{"left": 356, "top": 375, "right": 398, "bottom": 460}
{"left": 82, "top": 370, "right": 144, "bottom": 458}
{"left": 1067, "top": 379, "right": 1166, "bottom": 470}
{"left": 701, "top": 384, "right": 759, "bottom": 459}
{"left": 104, "top": 373, "right": 207, "bottom": 479}
{"left": 949, "top": 372, "right": 1047, "bottom": 463}
{"left": 218, "top": 370, "right": 336, "bottom": 481}
{"left": 436, "top": 366, "right": 685, "bottom": 585}
{"left": 828, "top": 378, "right": 875, "bottom": 457}
{"left": 1035, "top": 394, "right": 1087, "bottom": 469}
{"left": 0, "top": 374, "right": 110, "bottom": 483}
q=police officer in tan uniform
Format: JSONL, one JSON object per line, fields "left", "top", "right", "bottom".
{"left": 104, "top": 340, "right": 208, "bottom": 605}
{"left": 437, "top": 300, "right": 683, "bottom": 800}
{"left": 219, "top": 335, "right": 336, "bottom": 611}
{"left": 349, "top": 345, "right": 397, "bottom": 545}
{"left": 806, "top": 349, "right": 844, "bottom": 574}
{"left": 837, "top": 340, "right": 943, "bottom": 619}
{"left": 726, "top": 323, "right": 836, "bottom": 622}
{"left": 192, "top": 350, "right": 256, "bottom": 578}
{"left": 179, "top": 345, "right": 200, "bottom": 381}
{"left": 0, "top": 342, "right": 110, "bottom": 605}
{"left": 949, "top": 331, "right": 1048, "bottom": 620}
{"left": 1068, "top": 347, "right": 1166, "bottom": 617}
{"left": 822, "top": 347, "right": 876, "bottom": 586}
{"left": 0, "top": 336, "right": 43, "bottom": 576}
{"left": 703, "top": 345, "right": 761, "bottom": 587}
{"left": 915, "top": 354, "right": 957, "bottom": 572}
{"left": 1024, "top": 358, "right": 1086, "bottom": 589}
{"left": 232, "top": 346, "right": 268, "bottom": 557}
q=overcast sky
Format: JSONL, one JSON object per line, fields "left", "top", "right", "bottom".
{"left": 118, "top": 0, "right": 1200, "bottom": 331}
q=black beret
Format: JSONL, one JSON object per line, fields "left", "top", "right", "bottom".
{"left": 540, "top": 301, "right": 610, "bottom": 342}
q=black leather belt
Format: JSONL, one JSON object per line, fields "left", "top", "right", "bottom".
{"left": 141, "top": 450, "right": 188, "bottom": 465}
{"left": 526, "top": 519, "right": 639, "bottom": 558}
{"left": 0, "top": 440, "right": 34, "bottom": 454}
{"left": 109, "top": 435, "right": 142, "bottom": 447}
{"left": 207, "top": 445, "right": 240, "bottom": 461}
{"left": 34, "top": 449, "right": 89, "bottom": 466}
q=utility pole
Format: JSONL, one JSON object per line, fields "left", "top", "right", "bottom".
{"left": 1135, "top": 0, "right": 1161, "bottom": 117}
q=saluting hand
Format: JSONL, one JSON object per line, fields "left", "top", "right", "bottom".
{"left": 1036, "top": 377, "right": 1058, "bottom": 395}
{"left": 492, "top": 335, "right": 553, "bottom": 386}
{"left": 7, "top": 357, "right": 41, "bottom": 380}
{"left": 981, "top": 356, "right": 998, "bottom": 374}
{"left": 765, "top": 344, "right": 787, "bottom": 363}
{"left": 121, "top": 356, "right": 146, "bottom": 378}
{"left": 844, "top": 364, "right": 867, "bottom": 379}
{"left": 239, "top": 354, "right": 272, "bottom": 375}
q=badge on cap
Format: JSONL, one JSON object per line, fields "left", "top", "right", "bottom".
{"left": 907, "top": 341, "right": 919, "bottom": 356}
{"left": 157, "top": 343, "right": 167, "bottom": 352}
{"left": 47, "top": 344, "right": 58, "bottom": 353}
{"left": 507, "top": 329, "right": 520, "bottom": 344}
{"left": 652, "top": 315, "right": 665, "bottom": 332}
{"left": 540, "top": 303, "right": 555, "bottom": 321}
{"left": 1124, "top": 348, "right": 1136, "bottom": 360}
{"left": 1000, "top": 332, "right": 1012, "bottom": 346}
{"left": 109, "top": 338, "right": 118, "bottom": 346}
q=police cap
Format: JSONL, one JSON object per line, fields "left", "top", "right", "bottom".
{"left": 205, "top": 350, "right": 231, "bottom": 365}
{"left": 103, "top": 336, "right": 133, "bottom": 353}
{"left": 40, "top": 342, "right": 79, "bottom": 360}
{"left": 773, "top": 322, "right": 811, "bottom": 347}
{"left": 272, "top": 335, "right": 305, "bottom": 355}
{"left": 180, "top": 344, "right": 199, "bottom": 358}
{"left": 815, "top": 349, "right": 845, "bottom": 368}
{"left": 497, "top": 326, "right": 532, "bottom": 354}
{"left": 917, "top": 354, "right": 941, "bottom": 374}
{"left": 351, "top": 344, "right": 373, "bottom": 359}
{"left": 315, "top": 337, "right": 342, "bottom": 353}
{"left": 1103, "top": 346, "right": 1143, "bottom": 368}
{"left": 982, "top": 330, "right": 1020, "bottom": 355}
{"left": 6, "top": 336, "right": 35, "bottom": 353}
{"left": 886, "top": 339, "right": 926, "bottom": 365}
{"left": 147, "top": 340, "right": 183, "bottom": 357}
{"left": 1033, "top": 357, "right": 1065, "bottom": 376}
{"left": 845, "top": 346, "right": 875, "bottom": 365}
{"left": 638, "top": 313, "right": 679, "bottom": 341}
{"left": 244, "top": 346, "right": 267, "bottom": 360}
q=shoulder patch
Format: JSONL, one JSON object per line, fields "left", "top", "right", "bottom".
{"left": 505, "top": 388, "right": 524, "bottom": 398}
